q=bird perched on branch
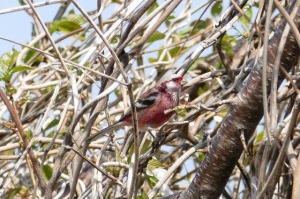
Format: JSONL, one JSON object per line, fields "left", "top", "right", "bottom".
{"left": 86, "top": 74, "right": 184, "bottom": 142}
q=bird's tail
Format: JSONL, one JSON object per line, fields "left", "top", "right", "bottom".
{"left": 86, "top": 122, "right": 124, "bottom": 142}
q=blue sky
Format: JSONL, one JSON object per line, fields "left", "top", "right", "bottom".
{"left": 0, "top": 0, "right": 98, "bottom": 55}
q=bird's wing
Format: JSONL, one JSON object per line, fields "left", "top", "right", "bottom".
{"left": 135, "top": 87, "right": 160, "bottom": 110}
{"left": 118, "top": 87, "right": 160, "bottom": 122}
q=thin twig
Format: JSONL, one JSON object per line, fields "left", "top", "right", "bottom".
{"left": 273, "top": 0, "right": 300, "bottom": 47}
{"left": 216, "top": 33, "right": 235, "bottom": 81}
{"left": 149, "top": 141, "right": 207, "bottom": 198}
{"left": 63, "top": 145, "right": 124, "bottom": 187}
{"left": 0, "top": 36, "right": 127, "bottom": 85}
{"left": 240, "top": 129, "right": 249, "bottom": 156}
{"left": 0, "top": 0, "right": 68, "bottom": 14}
{"left": 258, "top": 94, "right": 300, "bottom": 198}
{"left": 0, "top": 88, "right": 47, "bottom": 190}
{"left": 262, "top": 0, "right": 274, "bottom": 144}
{"left": 0, "top": 139, "right": 35, "bottom": 195}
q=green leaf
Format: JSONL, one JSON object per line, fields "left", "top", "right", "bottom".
{"left": 111, "top": 34, "right": 121, "bottom": 44}
{"left": 18, "top": 0, "right": 26, "bottom": 5}
{"left": 178, "top": 29, "right": 190, "bottom": 38}
{"left": 23, "top": 42, "right": 40, "bottom": 63}
{"left": 197, "top": 83, "right": 209, "bottom": 95}
{"left": 157, "top": 49, "right": 168, "bottom": 62}
{"left": 112, "top": 0, "right": 122, "bottom": 4}
{"left": 211, "top": 2, "right": 223, "bottom": 17}
{"left": 148, "top": 57, "right": 157, "bottom": 63}
{"left": 165, "top": 15, "right": 176, "bottom": 27}
{"left": 23, "top": 48, "right": 36, "bottom": 63}
{"left": 140, "top": 139, "right": 152, "bottom": 154}
{"left": 221, "top": 35, "right": 237, "bottom": 57}
{"left": 68, "top": 10, "right": 75, "bottom": 15}
{"left": 6, "top": 86, "right": 16, "bottom": 95}
{"left": 178, "top": 19, "right": 211, "bottom": 38}
{"left": 137, "top": 190, "right": 149, "bottom": 199}
{"left": 147, "top": 2, "right": 158, "bottom": 14}
{"left": 191, "top": 19, "right": 210, "bottom": 35}
{"left": 31, "top": 22, "right": 37, "bottom": 37}
{"left": 147, "top": 159, "right": 167, "bottom": 172}
{"left": 6, "top": 186, "right": 28, "bottom": 199}
{"left": 144, "top": 173, "right": 159, "bottom": 189}
{"left": 44, "top": 119, "right": 59, "bottom": 132}
{"left": 256, "top": 132, "right": 264, "bottom": 142}
{"left": 6, "top": 188, "right": 22, "bottom": 199}
{"left": 11, "top": 65, "right": 34, "bottom": 74}
{"left": 26, "top": 130, "right": 31, "bottom": 139}
{"left": 1, "top": 74, "right": 11, "bottom": 82}
{"left": 49, "top": 14, "right": 86, "bottom": 34}
{"left": 239, "top": 8, "right": 252, "bottom": 29}
{"left": 198, "top": 152, "right": 206, "bottom": 161}
{"left": 169, "top": 46, "right": 187, "bottom": 58}
{"left": 0, "top": 50, "right": 19, "bottom": 82}
{"left": 63, "top": 13, "right": 86, "bottom": 25}
{"left": 0, "top": 50, "right": 19, "bottom": 71}
{"left": 147, "top": 31, "right": 165, "bottom": 43}
{"left": 43, "top": 165, "right": 53, "bottom": 180}
{"left": 50, "top": 20, "right": 82, "bottom": 34}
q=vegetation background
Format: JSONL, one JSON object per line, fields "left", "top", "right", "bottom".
{"left": 0, "top": 0, "right": 299, "bottom": 198}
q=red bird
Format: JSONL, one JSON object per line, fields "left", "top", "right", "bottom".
{"left": 87, "top": 74, "right": 183, "bottom": 142}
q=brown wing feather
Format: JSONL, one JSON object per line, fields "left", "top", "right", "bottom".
{"left": 118, "top": 87, "right": 160, "bottom": 122}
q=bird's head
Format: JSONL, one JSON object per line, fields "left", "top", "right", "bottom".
{"left": 158, "top": 74, "right": 183, "bottom": 92}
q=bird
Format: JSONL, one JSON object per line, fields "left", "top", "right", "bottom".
{"left": 86, "top": 74, "right": 184, "bottom": 142}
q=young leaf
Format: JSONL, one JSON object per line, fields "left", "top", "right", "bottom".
{"left": 43, "top": 165, "right": 53, "bottom": 180}
{"left": 11, "top": 65, "right": 34, "bottom": 74}
{"left": 137, "top": 189, "right": 150, "bottom": 199}
{"left": 221, "top": 35, "right": 237, "bottom": 57}
{"left": 144, "top": 173, "right": 159, "bottom": 189}
{"left": 169, "top": 46, "right": 187, "bottom": 58}
{"left": 211, "top": 2, "right": 223, "bottom": 17}
{"left": 148, "top": 57, "right": 157, "bottom": 63}
{"left": 18, "top": 0, "right": 26, "bottom": 5}
{"left": 191, "top": 19, "right": 211, "bottom": 35}
{"left": 43, "top": 119, "right": 59, "bottom": 132}
{"left": 239, "top": 8, "right": 253, "bottom": 29}
{"left": 50, "top": 20, "right": 82, "bottom": 34}
{"left": 49, "top": 13, "right": 86, "bottom": 34}
{"left": 165, "top": 15, "right": 176, "bottom": 27}
{"left": 6, "top": 188, "right": 22, "bottom": 199}
{"left": 147, "top": 31, "right": 165, "bottom": 43}
{"left": 0, "top": 50, "right": 19, "bottom": 82}
{"left": 0, "top": 50, "right": 19, "bottom": 72}
{"left": 147, "top": 2, "right": 159, "bottom": 14}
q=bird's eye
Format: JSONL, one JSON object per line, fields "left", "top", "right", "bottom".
{"left": 172, "top": 78, "right": 177, "bottom": 82}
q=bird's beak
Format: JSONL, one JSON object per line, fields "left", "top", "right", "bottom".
{"left": 181, "top": 79, "right": 188, "bottom": 86}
